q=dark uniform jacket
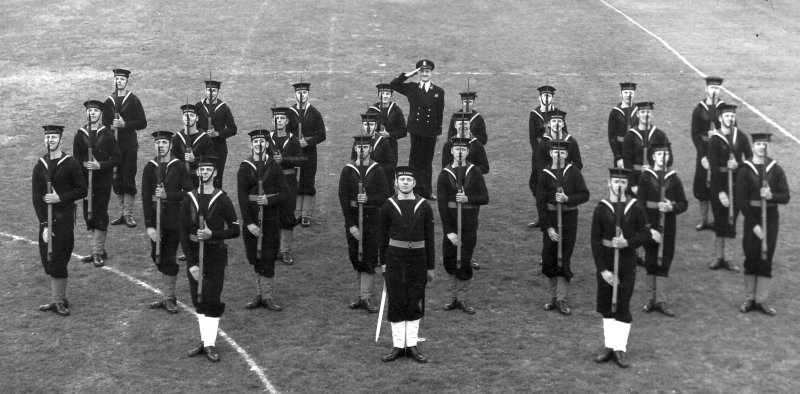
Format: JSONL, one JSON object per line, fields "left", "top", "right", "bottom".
{"left": 350, "top": 135, "right": 395, "bottom": 180}
{"left": 441, "top": 138, "right": 490, "bottom": 175}
{"left": 237, "top": 157, "right": 291, "bottom": 226}
{"left": 390, "top": 75, "right": 445, "bottom": 137}
{"left": 73, "top": 126, "right": 121, "bottom": 189}
{"left": 195, "top": 99, "right": 237, "bottom": 154}
{"left": 536, "top": 164, "right": 590, "bottom": 232}
{"left": 691, "top": 100, "right": 724, "bottom": 200}
{"left": 708, "top": 128, "right": 752, "bottom": 196}
{"left": 447, "top": 109, "right": 487, "bottom": 145}
{"left": 141, "top": 158, "right": 193, "bottom": 230}
{"left": 33, "top": 153, "right": 87, "bottom": 230}
{"left": 378, "top": 196, "right": 436, "bottom": 269}
{"left": 536, "top": 133, "right": 583, "bottom": 173}
{"left": 105, "top": 91, "right": 147, "bottom": 150}
{"left": 607, "top": 104, "right": 638, "bottom": 163}
{"left": 171, "top": 130, "right": 215, "bottom": 173}
{"left": 369, "top": 102, "right": 407, "bottom": 142}
{"left": 338, "top": 161, "right": 392, "bottom": 229}
{"left": 270, "top": 131, "right": 304, "bottom": 189}
{"left": 436, "top": 164, "right": 489, "bottom": 235}
{"left": 287, "top": 104, "right": 326, "bottom": 154}
{"left": 178, "top": 189, "right": 240, "bottom": 267}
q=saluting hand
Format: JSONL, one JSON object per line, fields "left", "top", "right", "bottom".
{"left": 404, "top": 68, "right": 420, "bottom": 78}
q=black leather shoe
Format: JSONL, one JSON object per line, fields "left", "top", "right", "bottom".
{"left": 458, "top": 300, "right": 476, "bottom": 315}
{"left": 527, "top": 219, "right": 540, "bottom": 228}
{"left": 348, "top": 298, "right": 362, "bottom": 310}
{"left": 544, "top": 298, "right": 557, "bottom": 311}
{"left": 470, "top": 261, "right": 480, "bottom": 269}
{"left": 555, "top": 300, "right": 572, "bottom": 315}
{"left": 93, "top": 253, "right": 105, "bottom": 268}
{"left": 443, "top": 298, "right": 458, "bottom": 311}
{"left": 124, "top": 214, "right": 137, "bottom": 228}
{"left": 709, "top": 258, "right": 724, "bottom": 270}
{"left": 740, "top": 299, "right": 755, "bottom": 313}
{"left": 406, "top": 346, "right": 428, "bottom": 363}
{"left": 382, "top": 347, "right": 405, "bottom": 362}
{"left": 282, "top": 252, "right": 294, "bottom": 265}
{"left": 149, "top": 300, "right": 165, "bottom": 309}
{"left": 613, "top": 351, "right": 629, "bottom": 368}
{"left": 110, "top": 215, "right": 126, "bottom": 225}
{"left": 54, "top": 301, "right": 70, "bottom": 316}
{"left": 361, "top": 299, "right": 378, "bottom": 314}
{"left": 643, "top": 299, "right": 655, "bottom": 313}
{"left": 722, "top": 260, "right": 741, "bottom": 273}
{"left": 756, "top": 302, "right": 776, "bottom": 316}
{"left": 594, "top": 348, "right": 615, "bottom": 363}
{"left": 654, "top": 302, "right": 675, "bottom": 317}
{"left": 263, "top": 299, "right": 283, "bottom": 311}
{"left": 164, "top": 297, "right": 179, "bottom": 314}
{"left": 244, "top": 295, "right": 263, "bottom": 310}
{"left": 187, "top": 342, "right": 206, "bottom": 357}
{"left": 204, "top": 346, "right": 221, "bottom": 362}
{"left": 38, "top": 302, "right": 55, "bottom": 312}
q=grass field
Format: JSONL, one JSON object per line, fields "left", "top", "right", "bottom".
{"left": 2, "top": 0, "right": 799, "bottom": 392}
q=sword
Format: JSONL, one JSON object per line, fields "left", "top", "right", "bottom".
{"left": 375, "top": 281, "right": 387, "bottom": 342}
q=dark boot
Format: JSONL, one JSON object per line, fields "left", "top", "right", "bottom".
{"left": 204, "top": 346, "right": 221, "bottom": 362}
{"left": 442, "top": 298, "right": 458, "bottom": 311}
{"left": 555, "top": 300, "right": 572, "bottom": 315}
{"left": 594, "top": 348, "right": 615, "bottom": 363}
{"left": 348, "top": 298, "right": 362, "bottom": 310}
{"left": 654, "top": 302, "right": 675, "bottom": 317}
{"left": 458, "top": 300, "right": 476, "bottom": 315}
{"left": 54, "top": 301, "right": 70, "bottom": 316}
{"left": 244, "top": 295, "right": 263, "bottom": 310}
{"left": 709, "top": 258, "right": 724, "bottom": 270}
{"left": 93, "top": 253, "right": 105, "bottom": 268}
{"left": 38, "top": 303, "right": 55, "bottom": 312}
{"left": 164, "top": 297, "right": 179, "bottom": 314}
{"left": 406, "top": 346, "right": 428, "bottom": 363}
{"left": 722, "top": 260, "right": 741, "bottom": 273}
{"left": 642, "top": 299, "right": 655, "bottom": 313}
{"left": 110, "top": 215, "right": 126, "bottom": 225}
{"left": 756, "top": 302, "right": 776, "bottom": 316}
{"left": 740, "top": 299, "right": 755, "bottom": 313}
{"left": 149, "top": 299, "right": 165, "bottom": 309}
{"left": 187, "top": 342, "right": 206, "bottom": 357}
{"left": 382, "top": 347, "right": 405, "bottom": 362}
{"left": 544, "top": 298, "right": 557, "bottom": 311}
{"left": 361, "top": 299, "right": 378, "bottom": 314}
{"left": 124, "top": 214, "right": 137, "bottom": 228}
{"left": 613, "top": 351, "right": 629, "bottom": 368}
{"left": 263, "top": 299, "right": 283, "bottom": 311}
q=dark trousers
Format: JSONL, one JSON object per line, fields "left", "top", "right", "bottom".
{"left": 643, "top": 214, "right": 676, "bottom": 276}
{"left": 212, "top": 152, "right": 227, "bottom": 190}
{"left": 38, "top": 215, "right": 74, "bottom": 278}
{"left": 113, "top": 148, "right": 138, "bottom": 196}
{"left": 409, "top": 134, "right": 437, "bottom": 198}
{"left": 243, "top": 220, "right": 280, "bottom": 278}
{"left": 345, "top": 208, "right": 380, "bottom": 273}
{"left": 84, "top": 186, "right": 111, "bottom": 231}
{"left": 541, "top": 210, "right": 578, "bottom": 279}
{"left": 385, "top": 247, "right": 428, "bottom": 323}
{"left": 743, "top": 206, "right": 779, "bottom": 277}
{"left": 298, "top": 153, "right": 317, "bottom": 195}
{"left": 442, "top": 209, "right": 478, "bottom": 280}
{"left": 186, "top": 243, "right": 227, "bottom": 317}
{"left": 151, "top": 227, "right": 180, "bottom": 276}
{"left": 596, "top": 252, "right": 637, "bottom": 323}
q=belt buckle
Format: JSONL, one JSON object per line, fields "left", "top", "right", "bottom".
{"left": 407, "top": 241, "right": 413, "bottom": 249}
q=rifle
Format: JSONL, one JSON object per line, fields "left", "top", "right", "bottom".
{"left": 357, "top": 146, "right": 365, "bottom": 264}
{"left": 657, "top": 164, "right": 666, "bottom": 267}
{"left": 375, "top": 281, "right": 387, "bottom": 342}
{"left": 727, "top": 125, "right": 735, "bottom": 227}
{"left": 206, "top": 72, "right": 215, "bottom": 135}
{"left": 456, "top": 120, "right": 465, "bottom": 270}
{"left": 87, "top": 111, "right": 94, "bottom": 221}
{"left": 154, "top": 149, "right": 163, "bottom": 265}
{"left": 46, "top": 145, "right": 54, "bottom": 262}
{"left": 197, "top": 156, "right": 206, "bottom": 303}
{"left": 256, "top": 146, "right": 264, "bottom": 260}
{"left": 760, "top": 152, "right": 768, "bottom": 261}
{"left": 184, "top": 103, "right": 193, "bottom": 174}
{"left": 295, "top": 84, "right": 305, "bottom": 185}
{"left": 642, "top": 115, "right": 650, "bottom": 171}
{"left": 611, "top": 183, "right": 623, "bottom": 314}
{"left": 555, "top": 127, "right": 564, "bottom": 270}
{"left": 112, "top": 110, "right": 120, "bottom": 181}
{"left": 706, "top": 92, "right": 718, "bottom": 187}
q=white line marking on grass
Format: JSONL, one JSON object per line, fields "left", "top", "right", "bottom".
{"left": 0, "top": 231, "right": 279, "bottom": 394}
{"left": 598, "top": 0, "right": 800, "bottom": 146}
